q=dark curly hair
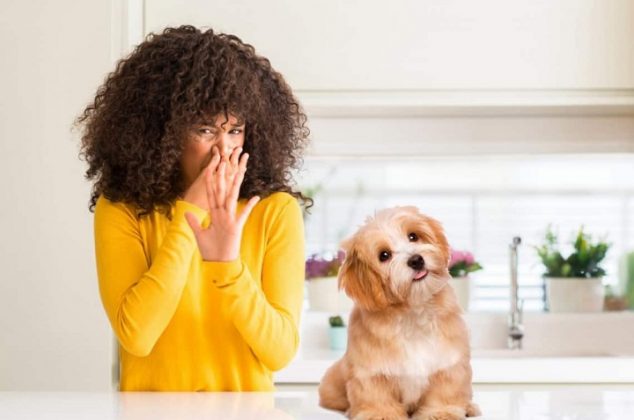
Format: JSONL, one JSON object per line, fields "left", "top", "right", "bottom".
{"left": 74, "top": 25, "right": 312, "bottom": 218}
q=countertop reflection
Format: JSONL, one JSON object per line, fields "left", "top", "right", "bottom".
{"left": 0, "top": 391, "right": 339, "bottom": 420}
{"left": 1, "top": 385, "right": 634, "bottom": 419}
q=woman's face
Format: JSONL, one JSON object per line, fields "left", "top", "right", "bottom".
{"left": 180, "top": 112, "right": 246, "bottom": 189}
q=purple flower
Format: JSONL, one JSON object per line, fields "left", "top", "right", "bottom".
{"left": 449, "top": 250, "right": 463, "bottom": 267}
{"left": 450, "top": 249, "right": 475, "bottom": 267}
{"left": 305, "top": 251, "right": 345, "bottom": 280}
{"left": 448, "top": 248, "right": 483, "bottom": 277}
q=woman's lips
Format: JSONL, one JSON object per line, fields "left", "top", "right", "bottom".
{"left": 413, "top": 269, "right": 429, "bottom": 281}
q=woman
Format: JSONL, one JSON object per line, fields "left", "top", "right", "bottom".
{"left": 75, "top": 25, "right": 312, "bottom": 391}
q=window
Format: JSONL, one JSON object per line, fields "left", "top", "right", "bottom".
{"left": 296, "top": 154, "right": 634, "bottom": 312}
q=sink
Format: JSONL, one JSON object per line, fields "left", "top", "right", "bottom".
{"left": 472, "top": 348, "right": 618, "bottom": 358}
{"left": 464, "top": 311, "right": 634, "bottom": 357}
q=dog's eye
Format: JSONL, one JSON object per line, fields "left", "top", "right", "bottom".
{"left": 408, "top": 232, "right": 419, "bottom": 242}
{"left": 378, "top": 250, "right": 391, "bottom": 262}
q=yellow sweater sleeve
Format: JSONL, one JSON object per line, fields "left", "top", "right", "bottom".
{"left": 94, "top": 196, "right": 208, "bottom": 357}
{"left": 201, "top": 195, "right": 305, "bottom": 371}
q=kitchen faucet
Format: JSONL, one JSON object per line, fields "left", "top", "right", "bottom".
{"left": 508, "top": 236, "right": 524, "bottom": 350}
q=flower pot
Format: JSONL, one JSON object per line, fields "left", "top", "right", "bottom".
{"left": 306, "top": 276, "right": 338, "bottom": 312}
{"left": 306, "top": 276, "right": 354, "bottom": 312}
{"left": 546, "top": 277, "right": 605, "bottom": 313}
{"left": 448, "top": 276, "right": 472, "bottom": 311}
{"left": 329, "top": 326, "right": 348, "bottom": 350}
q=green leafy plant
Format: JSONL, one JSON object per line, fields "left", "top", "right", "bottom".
{"left": 534, "top": 225, "right": 610, "bottom": 278}
{"left": 329, "top": 315, "right": 345, "bottom": 328}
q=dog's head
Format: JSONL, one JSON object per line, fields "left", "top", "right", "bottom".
{"left": 337, "top": 206, "right": 451, "bottom": 311}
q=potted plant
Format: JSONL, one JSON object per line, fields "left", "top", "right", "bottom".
{"left": 328, "top": 315, "right": 347, "bottom": 351}
{"left": 448, "top": 249, "right": 483, "bottom": 311}
{"left": 305, "top": 251, "right": 352, "bottom": 312}
{"left": 535, "top": 225, "right": 610, "bottom": 313}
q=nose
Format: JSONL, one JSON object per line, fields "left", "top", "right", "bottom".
{"left": 215, "top": 135, "right": 233, "bottom": 159}
{"left": 407, "top": 254, "right": 425, "bottom": 270}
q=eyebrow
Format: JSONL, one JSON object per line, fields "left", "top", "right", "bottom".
{"left": 199, "top": 120, "right": 245, "bottom": 127}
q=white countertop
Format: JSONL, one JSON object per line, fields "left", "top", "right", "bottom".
{"left": 275, "top": 347, "right": 634, "bottom": 384}
{"left": 2, "top": 385, "right": 634, "bottom": 419}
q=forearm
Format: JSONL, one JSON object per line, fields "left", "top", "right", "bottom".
{"left": 201, "top": 259, "right": 302, "bottom": 371}
{"left": 98, "top": 200, "right": 208, "bottom": 357}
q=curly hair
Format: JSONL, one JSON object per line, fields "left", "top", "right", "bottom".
{"left": 75, "top": 25, "right": 312, "bottom": 218}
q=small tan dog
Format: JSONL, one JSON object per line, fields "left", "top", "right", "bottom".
{"left": 318, "top": 206, "right": 480, "bottom": 420}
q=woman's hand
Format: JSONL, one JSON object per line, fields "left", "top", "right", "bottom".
{"left": 184, "top": 146, "right": 260, "bottom": 262}
{"left": 182, "top": 148, "right": 221, "bottom": 212}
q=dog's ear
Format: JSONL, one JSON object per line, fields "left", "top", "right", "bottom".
{"left": 338, "top": 242, "right": 391, "bottom": 311}
{"left": 337, "top": 235, "right": 356, "bottom": 293}
{"left": 424, "top": 215, "right": 451, "bottom": 266}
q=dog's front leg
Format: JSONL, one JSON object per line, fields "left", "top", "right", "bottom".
{"left": 411, "top": 359, "right": 480, "bottom": 420}
{"left": 346, "top": 375, "right": 408, "bottom": 420}
{"left": 319, "top": 360, "right": 350, "bottom": 412}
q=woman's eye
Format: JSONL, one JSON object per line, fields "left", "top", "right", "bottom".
{"left": 408, "top": 232, "right": 418, "bottom": 242}
{"left": 229, "top": 128, "right": 243, "bottom": 135}
{"left": 198, "top": 128, "right": 216, "bottom": 135}
{"left": 378, "top": 250, "right": 391, "bottom": 262}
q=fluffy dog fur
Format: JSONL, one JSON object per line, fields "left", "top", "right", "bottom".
{"left": 318, "top": 206, "right": 481, "bottom": 420}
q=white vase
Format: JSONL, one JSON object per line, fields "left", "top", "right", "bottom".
{"left": 448, "top": 276, "right": 472, "bottom": 311}
{"left": 546, "top": 277, "right": 605, "bottom": 313}
{"left": 306, "top": 276, "right": 353, "bottom": 312}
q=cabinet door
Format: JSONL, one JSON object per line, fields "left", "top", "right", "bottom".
{"left": 144, "top": 0, "right": 634, "bottom": 91}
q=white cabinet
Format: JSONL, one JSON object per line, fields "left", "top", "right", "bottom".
{"left": 143, "top": 0, "right": 634, "bottom": 115}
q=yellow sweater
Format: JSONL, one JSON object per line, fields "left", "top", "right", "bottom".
{"left": 93, "top": 191, "right": 305, "bottom": 391}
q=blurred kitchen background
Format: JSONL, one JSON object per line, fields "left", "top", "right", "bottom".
{"left": 1, "top": 0, "right": 633, "bottom": 391}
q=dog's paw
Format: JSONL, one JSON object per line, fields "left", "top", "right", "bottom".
{"left": 411, "top": 405, "right": 466, "bottom": 420}
{"left": 350, "top": 414, "right": 407, "bottom": 420}
{"left": 349, "top": 408, "right": 408, "bottom": 420}
{"left": 466, "top": 402, "right": 481, "bottom": 417}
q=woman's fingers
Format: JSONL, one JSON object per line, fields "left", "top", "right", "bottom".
{"left": 227, "top": 153, "right": 248, "bottom": 215}
{"left": 206, "top": 146, "right": 222, "bottom": 171}
{"left": 216, "top": 159, "right": 227, "bottom": 208}
{"left": 205, "top": 162, "right": 217, "bottom": 210}
{"left": 205, "top": 148, "right": 221, "bottom": 209}
{"left": 194, "top": 146, "right": 220, "bottom": 186}
{"left": 230, "top": 147, "right": 241, "bottom": 175}
{"left": 226, "top": 147, "right": 241, "bottom": 196}
{"left": 208, "top": 147, "right": 252, "bottom": 229}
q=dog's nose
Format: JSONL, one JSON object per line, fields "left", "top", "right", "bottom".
{"left": 407, "top": 254, "right": 425, "bottom": 270}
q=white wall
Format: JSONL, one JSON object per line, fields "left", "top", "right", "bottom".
{"left": 0, "top": 1, "right": 114, "bottom": 390}
{"left": 146, "top": 0, "right": 634, "bottom": 91}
